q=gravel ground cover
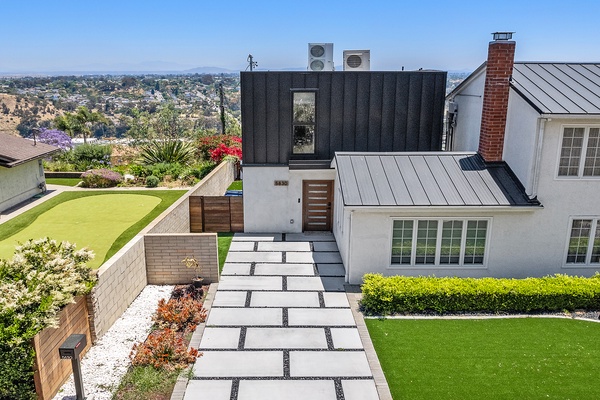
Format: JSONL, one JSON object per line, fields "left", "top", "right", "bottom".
{"left": 53, "top": 285, "right": 174, "bottom": 400}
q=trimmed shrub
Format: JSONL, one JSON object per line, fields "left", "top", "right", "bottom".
{"left": 360, "top": 273, "right": 600, "bottom": 315}
{"left": 145, "top": 175, "right": 160, "bottom": 188}
{"left": 80, "top": 168, "right": 123, "bottom": 188}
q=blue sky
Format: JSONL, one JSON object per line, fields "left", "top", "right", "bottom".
{"left": 2, "top": 0, "right": 599, "bottom": 72}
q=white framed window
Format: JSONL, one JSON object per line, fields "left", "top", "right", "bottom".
{"left": 565, "top": 217, "right": 600, "bottom": 266}
{"left": 391, "top": 218, "right": 490, "bottom": 267}
{"left": 558, "top": 126, "right": 600, "bottom": 177}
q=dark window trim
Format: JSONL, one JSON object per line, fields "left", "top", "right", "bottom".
{"left": 291, "top": 89, "right": 318, "bottom": 156}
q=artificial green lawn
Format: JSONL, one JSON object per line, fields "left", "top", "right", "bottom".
{"left": 0, "top": 190, "right": 185, "bottom": 269}
{"left": 218, "top": 232, "right": 234, "bottom": 272}
{"left": 227, "top": 180, "right": 243, "bottom": 191}
{"left": 45, "top": 178, "right": 82, "bottom": 187}
{"left": 366, "top": 318, "right": 600, "bottom": 400}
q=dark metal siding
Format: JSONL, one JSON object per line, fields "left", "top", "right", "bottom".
{"left": 241, "top": 71, "right": 447, "bottom": 165}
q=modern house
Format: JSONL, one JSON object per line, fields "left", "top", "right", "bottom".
{"left": 0, "top": 132, "right": 59, "bottom": 213}
{"left": 241, "top": 34, "right": 600, "bottom": 284}
{"left": 241, "top": 70, "right": 447, "bottom": 233}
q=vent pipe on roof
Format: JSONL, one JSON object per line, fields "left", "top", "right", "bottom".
{"left": 478, "top": 32, "right": 516, "bottom": 162}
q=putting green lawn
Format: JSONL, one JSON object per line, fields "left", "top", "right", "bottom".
{"left": 366, "top": 318, "right": 600, "bottom": 400}
{"left": 0, "top": 190, "right": 185, "bottom": 269}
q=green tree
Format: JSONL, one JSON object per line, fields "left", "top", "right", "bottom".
{"left": 54, "top": 106, "right": 109, "bottom": 144}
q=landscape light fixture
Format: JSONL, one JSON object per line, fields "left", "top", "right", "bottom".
{"left": 492, "top": 32, "right": 514, "bottom": 41}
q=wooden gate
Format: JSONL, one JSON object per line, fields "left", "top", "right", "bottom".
{"left": 190, "top": 196, "right": 244, "bottom": 232}
{"left": 302, "top": 180, "right": 334, "bottom": 231}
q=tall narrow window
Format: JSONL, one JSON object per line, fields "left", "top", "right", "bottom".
{"left": 292, "top": 92, "right": 316, "bottom": 154}
{"left": 591, "top": 222, "right": 600, "bottom": 263}
{"left": 415, "top": 220, "right": 438, "bottom": 264}
{"left": 440, "top": 220, "right": 463, "bottom": 264}
{"left": 558, "top": 127, "right": 600, "bottom": 177}
{"left": 391, "top": 220, "right": 413, "bottom": 264}
{"left": 567, "top": 219, "right": 592, "bottom": 263}
{"left": 463, "top": 220, "right": 487, "bottom": 265}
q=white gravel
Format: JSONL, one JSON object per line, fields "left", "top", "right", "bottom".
{"left": 53, "top": 285, "right": 174, "bottom": 400}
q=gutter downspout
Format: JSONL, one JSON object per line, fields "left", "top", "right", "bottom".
{"left": 530, "top": 117, "right": 547, "bottom": 199}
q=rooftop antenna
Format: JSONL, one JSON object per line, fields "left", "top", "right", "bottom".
{"left": 246, "top": 54, "right": 258, "bottom": 71}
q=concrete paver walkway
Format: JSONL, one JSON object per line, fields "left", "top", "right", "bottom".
{"left": 184, "top": 232, "right": 380, "bottom": 400}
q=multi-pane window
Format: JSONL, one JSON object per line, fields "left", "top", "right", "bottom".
{"left": 292, "top": 92, "right": 316, "bottom": 154}
{"left": 558, "top": 127, "right": 600, "bottom": 177}
{"left": 391, "top": 219, "right": 489, "bottom": 266}
{"left": 566, "top": 218, "right": 600, "bottom": 265}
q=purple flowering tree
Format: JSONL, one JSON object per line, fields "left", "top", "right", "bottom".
{"left": 37, "top": 129, "right": 72, "bottom": 151}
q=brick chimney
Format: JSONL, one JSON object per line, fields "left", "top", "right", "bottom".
{"left": 478, "top": 32, "right": 516, "bottom": 162}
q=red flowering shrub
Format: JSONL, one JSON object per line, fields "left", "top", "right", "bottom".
{"left": 196, "top": 135, "right": 242, "bottom": 162}
{"left": 154, "top": 295, "right": 207, "bottom": 332}
{"left": 130, "top": 329, "right": 200, "bottom": 371}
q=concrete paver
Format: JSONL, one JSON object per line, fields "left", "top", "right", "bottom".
{"left": 206, "top": 308, "right": 282, "bottom": 326}
{"left": 232, "top": 233, "right": 282, "bottom": 241}
{"left": 257, "top": 241, "right": 311, "bottom": 251}
{"left": 213, "top": 291, "right": 247, "bottom": 307}
{"left": 217, "top": 276, "right": 282, "bottom": 291}
{"left": 286, "top": 276, "right": 325, "bottom": 291}
{"left": 286, "top": 232, "right": 334, "bottom": 242}
{"left": 287, "top": 308, "right": 356, "bottom": 326}
{"left": 221, "top": 263, "right": 251, "bottom": 276}
{"left": 330, "top": 328, "right": 364, "bottom": 349}
{"left": 226, "top": 251, "right": 282, "bottom": 263}
{"left": 342, "top": 380, "right": 380, "bottom": 400}
{"left": 254, "top": 263, "right": 315, "bottom": 276}
{"left": 323, "top": 292, "right": 351, "bottom": 307}
{"left": 286, "top": 251, "right": 343, "bottom": 264}
{"left": 317, "top": 263, "right": 346, "bottom": 276}
{"left": 244, "top": 327, "right": 328, "bottom": 349}
{"left": 193, "top": 351, "right": 283, "bottom": 377}
{"left": 250, "top": 291, "right": 320, "bottom": 307}
{"left": 321, "top": 276, "right": 346, "bottom": 292}
{"left": 289, "top": 351, "right": 373, "bottom": 377}
{"left": 228, "top": 241, "right": 255, "bottom": 251}
{"left": 199, "top": 327, "right": 241, "bottom": 349}
{"left": 313, "top": 241, "right": 339, "bottom": 252}
{"left": 237, "top": 380, "right": 336, "bottom": 400}
{"left": 183, "top": 380, "right": 232, "bottom": 400}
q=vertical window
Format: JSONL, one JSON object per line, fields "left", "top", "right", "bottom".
{"left": 391, "top": 220, "right": 413, "bottom": 264}
{"left": 292, "top": 92, "right": 316, "bottom": 154}
{"left": 390, "top": 219, "right": 489, "bottom": 267}
{"left": 566, "top": 218, "right": 600, "bottom": 265}
{"left": 558, "top": 127, "right": 600, "bottom": 177}
{"left": 463, "top": 220, "right": 488, "bottom": 265}
{"left": 440, "top": 220, "right": 463, "bottom": 264}
{"left": 415, "top": 220, "right": 438, "bottom": 264}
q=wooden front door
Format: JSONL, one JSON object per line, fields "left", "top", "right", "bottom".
{"left": 302, "top": 180, "right": 334, "bottom": 231}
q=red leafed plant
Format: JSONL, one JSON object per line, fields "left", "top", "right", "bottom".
{"left": 209, "top": 143, "right": 242, "bottom": 163}
{"left": 154, "top": 295, "right": 207, "bottom": 332}
{"left": 129, "top": 329, "right": 200, "bottom": 371}
{"left": 196, "top": 134, "right": 242, "bottom": 162}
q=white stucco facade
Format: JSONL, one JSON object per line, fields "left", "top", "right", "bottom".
{"left": 243, "top": 166, "right": 335, "bottom": 233}
{"left": 0, "top": 160, "right": 45, "bottom": 213}
{"left": 450, "top": 69, "right": 485, "bottom": 152}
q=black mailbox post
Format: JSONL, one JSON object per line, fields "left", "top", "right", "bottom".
{"left": 59, "top": 334, "right": 87, "bottom": 400}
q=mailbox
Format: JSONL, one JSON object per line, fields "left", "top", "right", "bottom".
{"left": 59, "top": 334, "right": 86, "bottom": 359}
{"left": 59, "top": 334, "right": 87, "bottom": 400}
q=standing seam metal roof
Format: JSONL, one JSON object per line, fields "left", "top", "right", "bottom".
{"left": 334, "top": 152, "right": 539, "bottom": 207}
{"left": 511, "top": 63, "right": 600, "bottom": 114}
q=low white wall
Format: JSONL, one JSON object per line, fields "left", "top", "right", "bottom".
{"left": 243, "top": 166, "right": 335, "bottom": 232}
{"left": 0, "top": 160, "right": 44, "bottom": 213}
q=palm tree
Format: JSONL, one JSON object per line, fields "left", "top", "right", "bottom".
{"left": 54, "top": 106, "right": 109, "bottom": 143}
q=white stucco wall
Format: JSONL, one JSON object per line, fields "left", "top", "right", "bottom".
{"left": 0, "top": 160, "right": 45, "bottom": 213}
{"left": 502, "top": 89, "right": 540, "bottom": 194}
{"left": 450, "top": 70, "right": 485, "bottom": 152}
{"left": 243, "top": 166, "right": 335, "bottom": 233}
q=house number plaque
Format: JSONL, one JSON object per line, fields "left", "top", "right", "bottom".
{"left": 274, "top": 180, "right": 289, "bottom": 186}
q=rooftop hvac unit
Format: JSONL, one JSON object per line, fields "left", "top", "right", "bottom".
{"left": 308, "top": 43, "right": 334, "bottom": 71}
{"left": 343, "top": 50, "right": 370, "bottom": 71}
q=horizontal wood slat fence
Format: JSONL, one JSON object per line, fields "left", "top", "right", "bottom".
{"left": 190, "top": 196, "right": 244, "bottom": 233}
{"left": 32, "top": 296, "right": 92, "bottom": 400}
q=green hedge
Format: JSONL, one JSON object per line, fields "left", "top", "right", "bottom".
{"left": 360, "top": 273, "right": 600, "bottom": 315}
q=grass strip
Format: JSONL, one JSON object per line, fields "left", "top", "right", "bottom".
{"left": 113, "top": 365, "right": 180, "bottom": 400}
{"left": 217, "top": 232, "right": 234, "bottom": 272}
{"left": 365, "top": 318, "right": 600, "bottom": 400}
{"left": 45, "top": 178, "right": 82, "bottom": 186}
{"left": 227, "top": 180, "right": 242, "bottom": 191}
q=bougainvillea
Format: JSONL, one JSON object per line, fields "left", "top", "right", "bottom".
{"left": 80, "top": 168, "right": 123, "bottom": 188}
{"left": 196, "top": 135, "right": 241, "bottom": 162}
{"left": 37, "top": 129, "right": 72, "bottom": 151}
{"left": 209, "top": 143, "right": 242, "bottom": 163}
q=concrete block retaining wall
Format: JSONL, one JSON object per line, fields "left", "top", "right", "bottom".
{"left": 145, "top": 233, "right": 219, "bottom": 285}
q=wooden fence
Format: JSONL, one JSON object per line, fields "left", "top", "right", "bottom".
{"left": 32, "top": 296, "right": 92, "bottom": 400}
{"left": 190, "top": 196, "right": 244, "bottom": 233}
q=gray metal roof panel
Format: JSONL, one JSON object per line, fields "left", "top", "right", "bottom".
{"left": 379, "top": 156, "right": 413, "bottom": 205}
{"left": 423, "top": 155, "right": 465, "bottom": 206}
{"left": 365, "top": 156, "right": 397, "bottom": 206}
{"left": 335, "top": 155, "right": 362, "bottom": 205}
{"left": 395, "top": 156, "right": 430, "bottom": 205}
{"left": 437, "top": 156, "right": 482, "bottom": 205}
{"left": 351, "top": 155, "right": 379, "bottom": 206}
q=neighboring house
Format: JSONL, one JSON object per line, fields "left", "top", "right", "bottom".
{"left": 0, "top": 132, "right": 59, "bottom": 213}
{"left": 241, "top": 70, "right": 447, "bottom": 233}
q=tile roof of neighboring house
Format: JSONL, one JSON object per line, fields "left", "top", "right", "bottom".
{"left": 448, "top": 62, "right": 600, "bottom": 115}
{"left": 333, "top": 152, "right": 540, "bottom": 207}
{"left": 511, "top": 63, "right": 600, "bottom": 114}
{"left": 0, "top": 132, "right": 60, "bottom": 168}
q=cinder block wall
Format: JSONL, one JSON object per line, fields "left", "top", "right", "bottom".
{"left": 190, "top": 160, "right": 235, "bottom": 197}
{"left": 145, "top": 233, "right": 219, "bottom": 285}
{"left": 86, "top": 236, "right": 147, "bottom": 341}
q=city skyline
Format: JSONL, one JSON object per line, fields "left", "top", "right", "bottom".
{"left": 2, "top": 0, "right": 600, "bottom": 73}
